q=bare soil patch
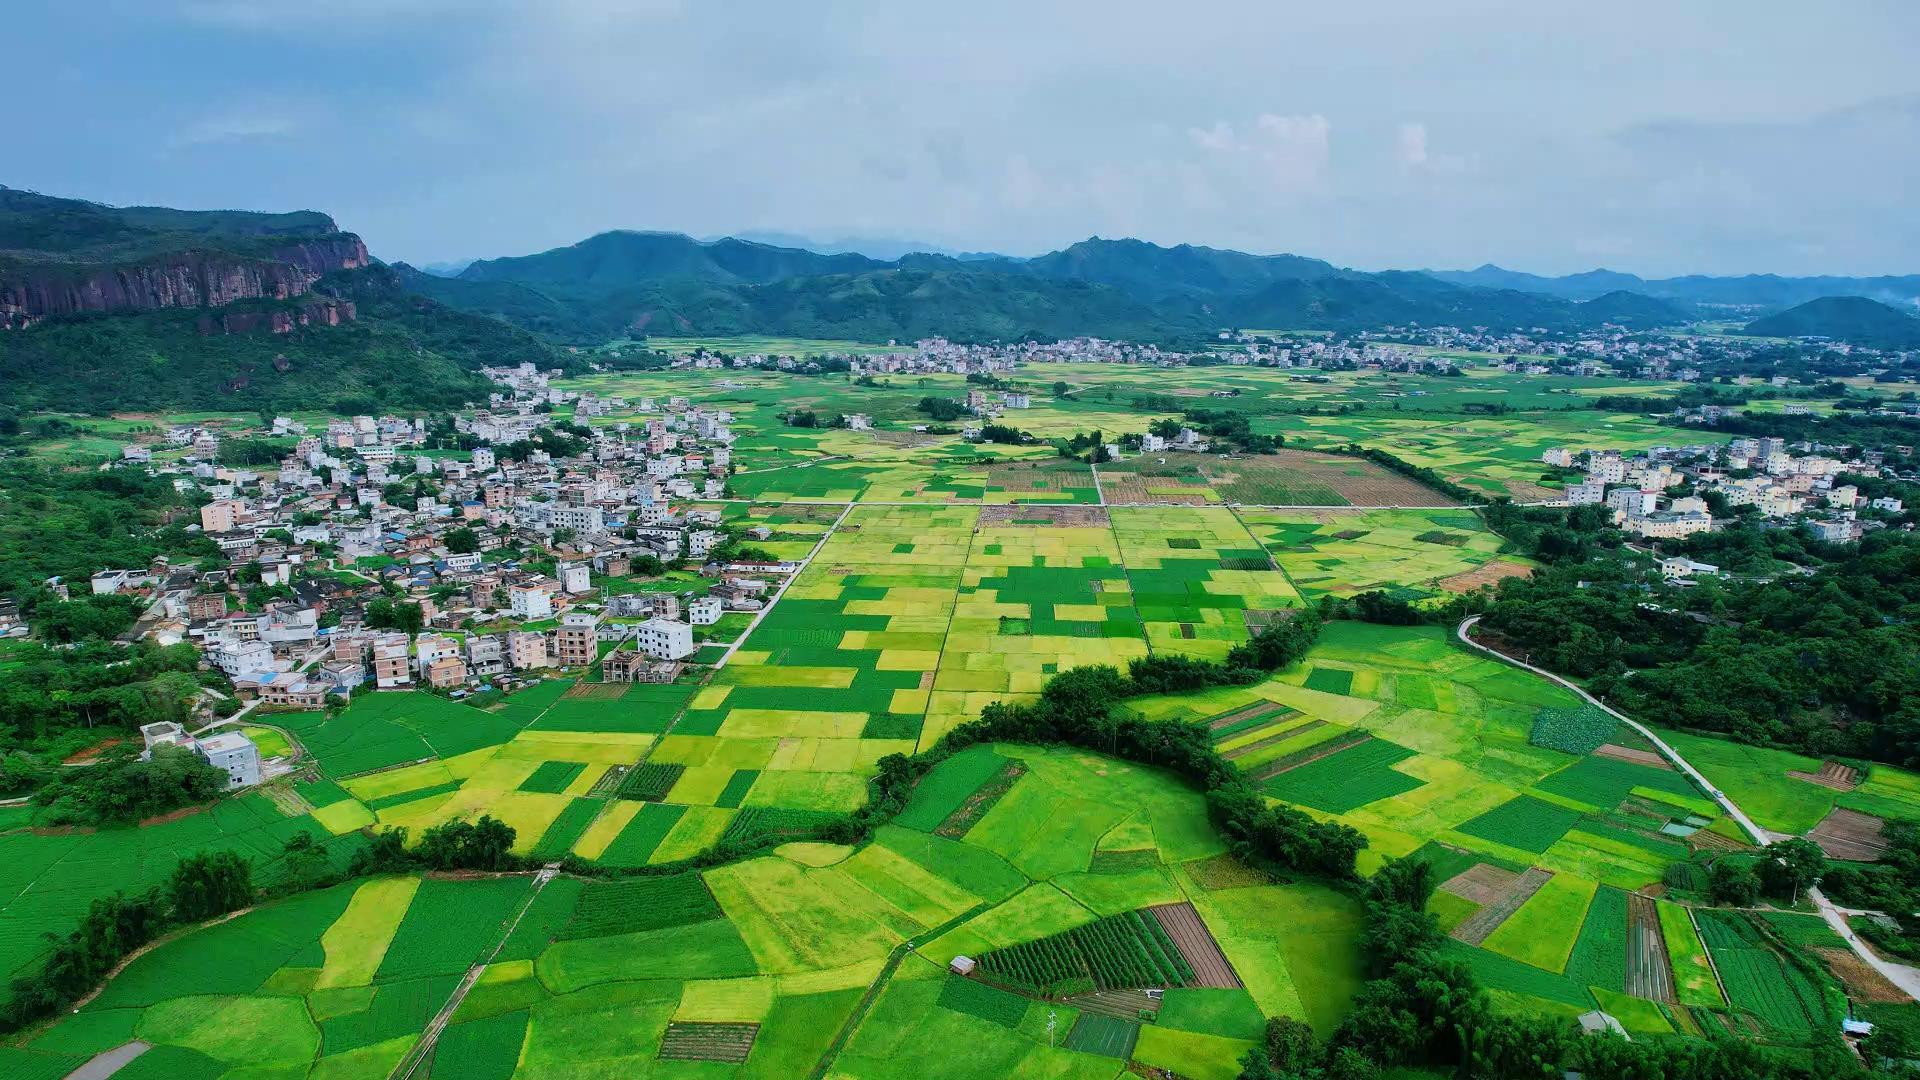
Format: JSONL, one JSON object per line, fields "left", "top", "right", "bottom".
{"left": 1439, "top": 863, "right": 1519, "bottom": 905}
{"left": 1433, "top": 560, "right": 1533, "bottom": 594}
{"left": 1450, "top": 867, "right": 1553, "bottom": 946}
{"left": 1203, "top": 449, "right": 1459, "bottom": 506}
{"left": 1816, "top": 947, "right": 1910, "bottom": 1003}
{"left": 562, "top": 681, "right": 626, "bottom": 701}
{"left": 978, "top": 505, "right": 1110, "bottom": 527}
{"left": 1810, "top": 807, "right": 1890, "bottom": 861}
{"left": 659, "top": 1022, "right": 759, "bottom": 1063}
{"left": 1148, "top": 902, "right": 1243, "bottom": 989}
{"left": 1595, "top": 743, "right": 1672, "bottom": 770}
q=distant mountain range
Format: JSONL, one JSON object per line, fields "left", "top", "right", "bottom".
{"left": 1427, "top": 263, "right": 1920, "bottom": 313}
{"left": 400, "top": 230, "right": 1706, "bottom": 343}
{"left": 6, "top": 182, "right": 1917, "bottom": 414}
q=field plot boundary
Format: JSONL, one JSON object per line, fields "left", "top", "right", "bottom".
{"left": 1147, "top": 902, "right": 1242, "bottom": 989}
{"left": 658, "top": 1021, "right": 760, "bottom": 1063}
{"left": 1450, "top": 868, "right": 1553, "bottom": 946}
{"left": 1626, "top": 893, "right": 1677, "bottom": 1003}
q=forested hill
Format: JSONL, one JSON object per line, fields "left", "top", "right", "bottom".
{"left": 0, "top": 264, "right": 568, "bottom": 414}
{"left": 413, "top": 231, "right": 1692, "bottom": 343}
{"left": 0, "top": 186, "right": 571, "bottom": 413}
{"left": 1741, "top": 296, "right": 1920, "bottom": 348}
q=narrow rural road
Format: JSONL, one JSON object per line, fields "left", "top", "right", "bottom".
{"left": 1455, "top": 615, "right": 1920, "bottom": 1001}
{"left": 712, "top": 501, "right": 854, "bottom": 669}
{"left": 388, "top": 865, "right": 561, "bottom": 1080}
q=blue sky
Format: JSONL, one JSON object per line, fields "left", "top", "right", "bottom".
{"left": 9, "top": 1, "right": 1920, "bottom": 276}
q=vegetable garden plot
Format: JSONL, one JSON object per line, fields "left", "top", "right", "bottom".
{"left": 561, "top": 873, "right": 722, "bottom": 939}
{"left": 1259, "top": 737, "right": 1424, "bottom": 813}
{"left": 1064, "top": 1013, "right": 1140, "bottom": 1059}
{"left": 375, "top": 876, "right": 532, "bottom": 982}
{"left": 1562, "top": 887, "right": 1630, "bottom": 995}
{"left": 1455, "top": 796, "right": 1584, "bottom": 854}
{"left": 1693, "top": 911, "right": 1829, "bottom": 1034}
{"left": 658, "top": 1022, "right": 760, "bottom": 1063}
{"left": 518, "top": 761, "right": 587, "bottom": 794}
{"left": 1528, "top": 704, "right": 1619, "bottom": 755}
{"left": 1537, "top": 756, "right": 1702, "bottom": 811}
{"left": 530, "top": 798, "right": 602, "bottom": 861}
{"left": 895, "top": 746, "right": 1011, "bottom": 832}
{"left": 596, "top": 801, "right": 688, "bottom": 866}
{"left": 935, "top": 975, "right": 1029, "bottom": 1027}
{"left": 617, "top": 762, "right": 686, "bottom": 801}
{"left": 976, "top": 910, "right": 1193, "bottom": 995}
{"left": 429, "top": 1009, "right": 528, "bottom": 1080}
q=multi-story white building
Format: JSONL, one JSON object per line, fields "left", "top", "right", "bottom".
{"left": 635, "top": 617, "right": 695, "bottom": 660}
{"left": 688, "top": 597, "right": 722, "bottom": 626}
{"left": 510, "top": 581, "right": 557, "bottom": 620}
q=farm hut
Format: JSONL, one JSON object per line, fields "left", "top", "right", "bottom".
{"left": 950, "top": 956, "right": 977, "bottom": 976}
{"left": 1576, "top": 1011, "right": 1628, "bottom": 1040}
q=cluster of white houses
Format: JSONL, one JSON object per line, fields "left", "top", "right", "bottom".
{"left": 1544, "top": 436, "right": 1903, "bottom": 543}
{"left": 87, "top": 388, "right": 806, "bottom": 712}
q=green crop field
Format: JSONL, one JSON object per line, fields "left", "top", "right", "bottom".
{"left": 4, "top": 362, "right": 1857, "bottom": 1074}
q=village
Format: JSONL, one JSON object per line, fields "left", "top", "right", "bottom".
{"left": 1542, "top": 435, "right": 1907, "bottom": 553}
{"left": 68, "top": 370, "right": 810, "bottom": 786}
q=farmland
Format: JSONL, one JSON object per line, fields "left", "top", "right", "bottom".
{"left": 9, "top": 748, "right": 1362, "bottom": 1080}
{"left": 0, "top": 357, "right": 1887, "bottom": 1074}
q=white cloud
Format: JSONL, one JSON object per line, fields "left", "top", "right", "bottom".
{"left": 170, "top": 105, "right": 303, "bottom": 148}
{"left": 1397, "top": 122, "right": 1429, "bottom": 166}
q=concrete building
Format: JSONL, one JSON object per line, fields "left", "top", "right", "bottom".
{"left": 372, "top": 635, "right": 413, "bottom": 688}
{"left": 197, "top": 731, "right": 262, "bottom": 790}
{"left": 508, "top": 630, "right": 549, "bottom": 671}
{"left": 635, "top": 617, "right": 695, "bottom": 661}
{"left": 560, "top": 563, "right": 592, "bottom": 595}
{"left": 554, "top": 611, "right": 602, "bottom": 667}
{"left": 510, "top": 580, "right": 557, "bottom": 620}
{"left": 688, "top": 597, "right": 722, "bottom": 626}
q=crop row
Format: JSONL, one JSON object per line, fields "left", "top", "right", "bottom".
{"left": 617, "top": 763, "right": 685, "bottom": 802}
{"left": 977, "top": 911, "right": 1193, "bottom": 995}
{"left": 560, "top": 872, "right": 722, "bottom": 939}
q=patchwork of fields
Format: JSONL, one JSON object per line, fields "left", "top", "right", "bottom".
{"left": 7, "top": 749, "right": 1358, "bottom": 1080}
{"left": 1238, "top": 507, "right": 1529, "bottom": 603}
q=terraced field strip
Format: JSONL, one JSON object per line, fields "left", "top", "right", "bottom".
{"left": 1148, "top": 902, "right": 1242, "bottom": 989}
{"left": 658, "top": 1022, "right": 759, "bottom": 1063}
{"left": 1247, "top": 731, "right": 1369, "bottom": 782}
{"left": 1626, "top": 894, "right": 1677, "bottom": 1002}
{"left": 1206, "top": 701, "right": 1293, "bottom": 731}
{"left": 1450, "top": 868, "right": 1553, "bottom": 946}
{"left": 1221, "top": 719, "right": 1326, "bottom": 760}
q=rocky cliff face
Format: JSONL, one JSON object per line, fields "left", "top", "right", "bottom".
{"left": 195, "top": 299, "right": 356, "bottom": 336}
{"left": 0, "top": 235, "right": 368, "bottom": 328}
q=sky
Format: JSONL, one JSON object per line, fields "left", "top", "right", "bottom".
{"left": 8, "top": 1, "right": 1920, "bottom": 277}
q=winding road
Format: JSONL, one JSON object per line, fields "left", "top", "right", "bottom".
{"left": 1456, "top": 615, "right": 1920, "bottom": 1000}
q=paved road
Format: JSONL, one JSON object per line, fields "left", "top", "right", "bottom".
{"left": 63, "top": 1040, "right": 151, "bottom": 1080}
{"left": 1456, "top": 615, "right": 1920, "bottom": 1001}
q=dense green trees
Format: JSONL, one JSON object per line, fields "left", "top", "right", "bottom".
{"left": 1, "top": 846, "right": 256, "bottom": 1030}
{"left": 0, "top": 639, "right": 206, "bottom": 743}
{"left": 1480, "top": 527, "right": 1920, "bottom": 766}
{"left": 32, "top": 744, "right": 228, "bottom": 826}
